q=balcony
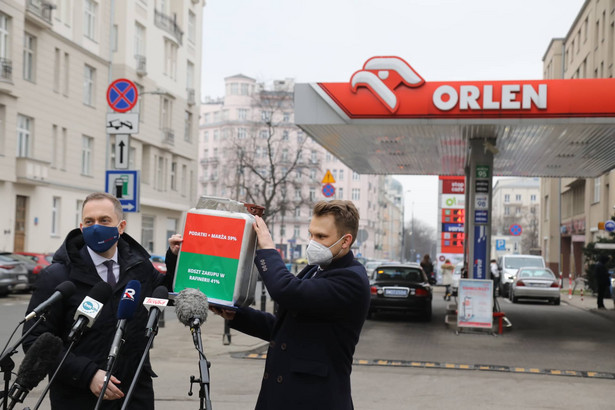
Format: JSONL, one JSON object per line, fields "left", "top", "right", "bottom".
{"left": 187, "top": 88, "right": 195, "bottom": 105}
{"left": 162, "top": 129, "right": 175, "bottom": 145}
{"left": 0, "top": 59, "right": 13, "bottom": 82}
{"left": 15, "top": 157, "right": 50, "bottom": 185}
{"left": 154, "top": 9, "right": 184, "bottom": 45}
{"left": 26, "top": 0, "right": 53, "bottom": 27}
{"left": 135, "top": 55, "right": 147, "bottom": 76}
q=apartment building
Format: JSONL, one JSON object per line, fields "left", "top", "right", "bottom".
{"left": 199, "top": 74, "right": 402, "bottom": 261}
{"left": 0, "top": 0, "right": 204, "bottom": 255}
{"left": 491, "top": 178, "right": 540, "bottom": 256}
{"left": 542, "top": 0, "right": 615, "bottom": 277}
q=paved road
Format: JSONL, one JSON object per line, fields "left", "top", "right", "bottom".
{"left": 2, "top": 288, "right": 614, "bottom": 409}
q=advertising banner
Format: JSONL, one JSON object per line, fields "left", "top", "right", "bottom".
{"left": 457, "top": 279, "right": 493, "bottom": 329}
{"left": 174, "top": 213, "right": 247, "bottom": 305}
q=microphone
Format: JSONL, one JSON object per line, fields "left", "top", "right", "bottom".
{"left": 106, "top": 280, "right": 141, "bottom": 370}
{"left": 67, "top": 282, "right": 113, "bottom": 342}
{"left": 175, "top": 288, "right": 209, "bottom": 329}
{"left": 144, "top": 286, "right": 169, "bottom": 338}
{"left": 7, "top": 333, "right": 63, "bottom": 410}
{"left": 24, "top": 281, "right": 76, "bottom": 322}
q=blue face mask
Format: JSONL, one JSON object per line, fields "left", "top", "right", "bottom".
{"left": 82, "top": 223, "right": 120, "bottom": 253}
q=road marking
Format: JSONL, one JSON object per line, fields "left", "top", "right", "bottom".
{"left": 232, "top": 353, "right": 615, "bottom": 379}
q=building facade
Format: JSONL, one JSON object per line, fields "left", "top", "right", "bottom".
{"left": 199, "top": 74, "right": 402, "bottom": 261}
{"left": 542, "top": 0, "right": 615, "bottom": 277}
{"left": 491, "top": 177, "right": 540, "bottom": 257}
{"left": 0, "top": 0, "right": 203, "bottom": 255}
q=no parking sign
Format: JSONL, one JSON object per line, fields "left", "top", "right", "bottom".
{"left": 107, "top": 78, "right": 139, "bottom": 113}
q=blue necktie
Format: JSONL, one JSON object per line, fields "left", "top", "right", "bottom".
{"left": 103, "top": 260, "right": 116, "bottom": 287}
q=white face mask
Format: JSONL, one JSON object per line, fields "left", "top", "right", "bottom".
{"left": 306, "top": 236, "right": 346, "bottom": 267}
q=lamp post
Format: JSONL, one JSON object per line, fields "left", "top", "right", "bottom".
{"left": 402, "top": 190, "right": 411, "bottom": 263}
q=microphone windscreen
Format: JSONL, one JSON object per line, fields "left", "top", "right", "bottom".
{"left": 117, "top": 280, "right": 141, "bottom": 320}
{"left": 17, "top": 332, "right": 63, "bottom": 389}
{"left": 175, "top": 288, "right": 208, "bottom": 326}
{"left": 55, "top": 280, "right": 77, "bottom": 298}
{"left": 151, "top": 285, "right": 169, "bottom": 300}
{"left": 90, "top": 281, "right": 113, "bottom": 304}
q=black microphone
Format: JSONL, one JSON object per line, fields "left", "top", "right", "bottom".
{"left": 175, "top": 288, "right": 209, "bottom": 329}
{"left": 143, "top": 286, "right": 169, "bottom": 338}
{"left": 7, "top": 333, "right": 63, "bottom": 410}
{"left": 24, "top": 281, "right": 76, "bottom": 322}
{"left": 106, "top": 280, "right": 141, "bottom": 371}
{"left": 67, "top": 282, "right": 113, "bottom": 342}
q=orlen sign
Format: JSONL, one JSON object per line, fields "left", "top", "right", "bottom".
{"left": 318, "top": 56, "right": 615, "bottom": 119}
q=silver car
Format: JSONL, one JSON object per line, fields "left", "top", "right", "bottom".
{"left": 509, "top": 267, "right": 560, "bottom": 305}
{"left": 0, "top": 254, "right": 28, "bottom": 296}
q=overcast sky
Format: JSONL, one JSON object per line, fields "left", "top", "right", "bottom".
{"left": 201, "top": 0, "right": 585, "bottom": 227}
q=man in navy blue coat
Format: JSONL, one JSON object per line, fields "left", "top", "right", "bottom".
{"left": 212, "top": 200, "right": 370, "bottom": 410}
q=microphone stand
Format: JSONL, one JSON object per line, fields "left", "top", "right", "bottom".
{"left": 187, "top": 322, "right": 211, "bottom": 410}
{"left": 93, "top": 339, "right": 124, "bottom": 410}
{"left": 0, "top": 317, "right": 44, "bottom": 410}
{"left": 120, "top": 329, "right": 158, "bottom": 410}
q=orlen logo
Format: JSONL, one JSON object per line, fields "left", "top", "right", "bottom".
{"left": 122, "top": 288, "right": 136, "bottom": 301}
{"left": 350, "top": 56, "right": 424, "bottom": 113}
{"left": 346, "top": 56, "right": 547, "bottom": 114}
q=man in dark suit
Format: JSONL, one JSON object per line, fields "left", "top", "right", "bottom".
{"left": 212, "top": 200, "right": 370, "bottom": 410}
{"left": 23, "top": 192, "right": 181, "bottom": 409}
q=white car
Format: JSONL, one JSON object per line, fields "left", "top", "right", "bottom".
{"left": 509, "top": 267, "right": 560, "bottom": 305}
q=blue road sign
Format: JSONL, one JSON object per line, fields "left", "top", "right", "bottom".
{"left": 496, "top": 239, "right": 506, "bottom": 251}
{"left": 322, "top": 183, "right": 335, "bottom": 198}
{"left": 605, "top": 220, "right": 615, "bottom": 233}
{"left": 105, "top": 170, "right": 140, "bottom": 212}
{"left": 510, "top": 224, "right": 522, "bottom": 236}
{"left": 107, "top": 79, "right": 138, "bottom": 113}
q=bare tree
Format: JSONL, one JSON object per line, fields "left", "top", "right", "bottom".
{"left": 404, "top": 218, "right": 437, "bottom": 262}
{"left": 224, "top": 85, "right": 320, "bottom": 227}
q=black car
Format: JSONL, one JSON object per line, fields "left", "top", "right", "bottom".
{"left": 368, "top": 263, "right": 433, "bottom": 321}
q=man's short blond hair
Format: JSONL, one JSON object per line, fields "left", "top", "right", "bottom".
{"left": 312, "top": 200, "right": 360, "bottom": 245}
{"left": 82, "top": 192, "right": 124, "bottom": 221}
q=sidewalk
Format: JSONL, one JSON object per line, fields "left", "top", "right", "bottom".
{"left": 559, "top": 281, "right": 615, "bottom": 321}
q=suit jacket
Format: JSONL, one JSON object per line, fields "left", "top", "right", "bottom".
{"left": 231, "top": 249, "right": 370, "bottom": 410}
{"left": 23, "top": 228, "right": 176, "bottom": 410}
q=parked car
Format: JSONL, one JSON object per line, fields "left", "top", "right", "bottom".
{"left": 0, "top": 254, "right": 29, "bottom": 296}
{"left": 509, "top": 267, "right": 560, "bottom": 305}
{"left": 150, "top": 254, "right": 167, "bottom": 274}
{"left": 368, "top": 263, "right": 433, "bottom": 321}
{"left": 498, "top": 254, "right": 546, "bottom": 296}
{"left": 12, "top": 252, "right": 53, "bottom": 289}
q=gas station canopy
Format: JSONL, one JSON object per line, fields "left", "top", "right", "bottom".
{"left": 294, "top": 56, "right": 615, "bottom": 178}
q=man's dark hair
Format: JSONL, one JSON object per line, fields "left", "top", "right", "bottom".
{"left": 83, "top": 192, "right": 124, "bottom": 221}
{"left": 312, "top": 200, "right": 360, "bottom": 245}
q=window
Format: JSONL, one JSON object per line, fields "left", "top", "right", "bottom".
{"left": 515, "top": 194, "right": 521, "bottom": 201}
{"left": 297, "top": 131, "right": 304, "bottom": 143}
{"left": 186, "top": 61, "right": 194, "bottom": 90}
{"left": 283, "top": 112, "right": 290, "bottom": 122}
{"left": 170, "top": 161, "right": 177, "bottom": 191}
{"left": 164, "top": 38, "right": 177, "bottom": 79}
{"left": 0, "top": 13, "right": 9, "bottom": 60}
{"left": 81, "top": 135, "right": 93, "bottom": 175}
{"left": 83, "top": 65, "right": 95, "bottom": 106}
{"left": 282, "top": 130, "right": 289, "bottom": 141}
{"left": 238, "top": 108, "right": 247, "bottom": 120}
{"left": 294, "top": 188, "right": 301, "bottom": 200}
{"left": 56, "top": 0, "right": 72, "bottom": 25}
{"left": 83, "top": 0, "right": 97, "bottom": 40}
{"left": 530, "top": 194, "right": 536, "bottom": 202}
{"left": 338, "top": 187, "right": 344, "bottom": 199}
{"left": 515, "top": 207, "right": 521, "bottom": 216}
{"left": 238, "top": 128, "right": 247, "bottom": 139}
{"left": 504, "top": 206, "right": 510, "bottom": 216}
{"left": 53, "top": 48, "right": 60, "bottom": 91}
{"left": 160, "top": 96, "right": 172, "bottom": 129}
{"left": 339, "top": 169, "right": 344, "bottom": 180}
{"left": 134, "top": 22, "right": 145, "bottom": 57}
{"left": 309, "top": 188, "right": 315, "bottom": 201}
{"left": 352, "top": 188, "right": 360, "bottom": 201}
{"left": 294, "top": 225, "right": 300, "bottom": 238}
{"left": 260, "top": 130, "right": 268, "bottom": 139}
{"left": 281, "top": 149, "right": 288, "bottom": 161}
{"left": 23, "top": 33, "right": 35, "bottom": 82}
{"left": 241, "top": 83, "right": 249, "bottom": 95}
{"left": 155, "top": 155, "right": 165, "bottom": 190}
{"left": 593, "top": 177, "right": 601, "bottom": 203}
{"left": 184, "top": 111, "right": 192, "bottom": 142}
{"left": 181, "top": 164, "right": 187, "bottom": 196}
{"left": 51, "top": 197, "right": 60, "bottom": 236}
{"left": 166, "top": 218, "right": 178, "bottom": 243}
{"left": 261, "top": 110, "right": 272, "bottom": 122}
{"left": 504, "top": 194, "right": 510, "bottom": 203}
{"left": 353, "top": 171, "right": 360, "bottom": 180}
{"left": 17, "top": 114, "right": 32, "bottom": 158}
{"left": 188, "top": 10, "right": 196, "bottom": 43}
{"left": 63, "top": 52, "right": 69, "bottom": 96}
{"left": 141, "top": 215, "right": 154, "bottom": 252}
{"left": 309, "top": 169, "right": 316, "bottom": 179}
{"left": 294, "top": 207, "right": 301, "bottom": 217}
